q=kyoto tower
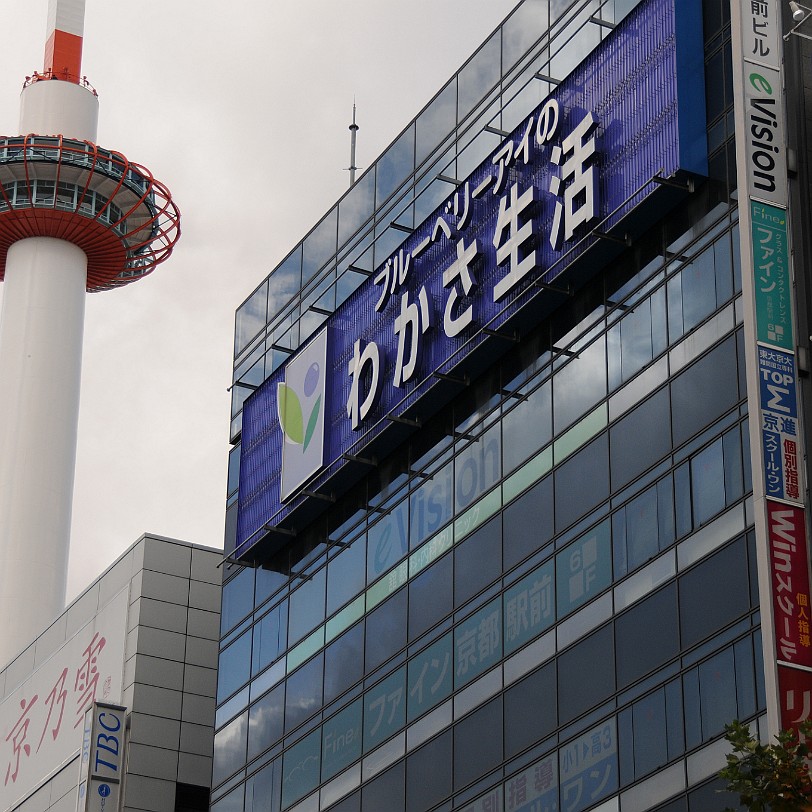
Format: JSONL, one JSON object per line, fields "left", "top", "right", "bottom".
{"left": 0, "top": 0, "right": 180, "bottom": 664}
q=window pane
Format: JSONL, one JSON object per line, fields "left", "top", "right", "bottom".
{"left": 503, "top": 476, "right": 554, "bottom": 570}
{"left": 281, "top": 728, "right": 321, "bottom": 808}
{"left": 504, "top": 661, "right": 556, "bottom": 757}
{"left": 289, "top": 567, "right": 326, "bottom": 646}
{"left": 504, "top": 558, "right": 555, "bottom": 654}
{"left": 455, "top": 423, "right": 502, "bottom": 514}
{"left": 679, "top": 538, "right": 749, "bottom": 647}
{"left": 285, "top": 653, "right": 324, "bottom": 733}
{"left": 409, "top": 554, "right": 453, "bottom": 641}
{"left": 503, "top": 380, "right": 551, "bottom": 474}
{"left": 615, "top": 584, "right": 678, "bottom": 688}
{"left": 218, "top": 630, "right": 252, "bottom": 703}
{"left": 455, "top": 516, "right": 502, "bottom": 607}
{"left": 213, "top": 711, "right": 247, "bottom": 786}
{"left": 555, "top": 434, "right": 609, "bottom": 532}
{"left": 324, "top": 622, "right": 365, "bottom": 704}
{"left": 410, "top": 462, "right": 453, "bottom": 550}
{"left": 553, "top": 339, "right": 606, "bottom": 434}
{"left": 555, "top": 520, "right": 611, "bottom": 618}
{"left": 248, "top": 683, "right": 284, "bottom": 761}
{"left": 454, "top": 598, "right": 502, "bottom": 688}
{"left": 557, "top": 625, "right": 615, "bottom": 723}
{"left": 328, "top": 537, "right": 366, "bottom": 615}
{"left": 221, "top": 568, "right": 255, "bottom": 634}
{"left": 407, "top": 729, "right": 452, "bottom": 812}
{"left": 454, "top": 698, "right": 503, "bottom": 789}
{"left": 368, "top": 501, "right": 409, "bottom": 583}
{"left": 322, "top": 698, "right": 363, "bottom": 781}
{"left": 302, "top": 208, "right": 338, "bottom": 284}
{"left": 407, "top": 632, "right": 453, "bottom": 722}
{"left": 235, "top": 281, "right": 268, "bottom": 356}
{"left": 416, "top": 80, "right": 456, "bottom": 166}
{"left": 376, "top": 126, "right": 415, "bottom": 206}
{"left": 365, "top": 589, "right": 407, "bottom": 672}
{"left": 458, "top": 32, "right": 501, "bottom": 121}
{"left": 691, "top": 439, "right": 726, "bottom": 526}
{"left": 363, "top": 667, "right": 406, "bottom": 751}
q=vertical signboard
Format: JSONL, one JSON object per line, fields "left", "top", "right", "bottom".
{"left": 731, "top": 0, "right": 812, "bottom": 736}
{"left": 76, "top": 703, "right": 127, "bottom": 812}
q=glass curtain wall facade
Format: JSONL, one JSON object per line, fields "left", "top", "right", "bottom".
{"left": 215, "top": 1, "right": 800, "bottom": 812}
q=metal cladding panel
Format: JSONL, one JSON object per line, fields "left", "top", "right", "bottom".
{"left": 235, "top": 0, "right": 708, "bottom": 560}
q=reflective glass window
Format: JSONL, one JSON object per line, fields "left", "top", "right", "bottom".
{"left": 455, "top": 515, "right": 502, "bottom": 607}
{"left": 416, "top": 79, "right": 456, "bottom": 166}
{"left": 407, "top": 729, "right": 453, "bottom": 812}
{"left": 302, "top": 208, "right": 338, "bottom": 284}
{"left": 454, "top": 697, "right": 502, "bottom": 790}
{"left": 632, "top": 688, "right": 668, "bottom": 778}
{"left": 409, "top": 554, "right": 452, "bottom": 640}
{"left": 245, "top": 758, "right": 282, "bottom": 812}
{"left": 338, "top": 170, "right": 375, "bottom": 247}
{"left": 550, "top": 7, "right": 600, "bottom": 78}
{"left": 698, "top": 647, "right": 737, "bottom": 740}
{"left": 288, "top": 566, "right": 326, "bottom": 646}
{"left": 560, "top": 719, "right": 618, "bottom": 812}
{"left": 252, "top": 602, "right": 288, "bottom": 676}
{"left": 281, "top": 728, "right": 321, "bottom": 809}
{"left": 458, "top": 32, "right": 501, "bottom": 121}
{"left": 553, "top": 339, "right": 606, "bottom": 433}
{"left": 670, "top": 335, "right": 738, "bottom": 446}
{"left": 504, "top": 557, "right": 555, "bottom": 654}
{"left": 324, "top": 622, "right": 365, "bottom": 704}
{"left": 454, "top": 597, "right": 502, "bottom": 688}
{"left": 504, "top": 661, "right": 557, "bottom": 757}
{"left": 285, "top": 653, "right": 324, "bottom": 733}
{"left": 610, "top": 386, "right": 671, "bottom": 489}
{"left": 557, "top": 625, "right": 615, "bottom": 723}
{"left": 218, "top": 630, "right": 252, "bottom": 703}
{"left": 322, "top": 698, "right": 362, "bottom": 781}
{"left": 615, "top": 584, "right": 678, "bottom": 688}
{"left": 407, "top": 632, "right": 453, "bottom": 722}
{"left": 503, "top": 476, "right": 554, "bottom": 570}
{"left": 221, "top": 568, "right": 255, "bottom": 635}
{"left": 503, "top": 0, "right": 549, "bottom": 72}
{"left": 365, "top": 589, "right": 407, "bottom": 672}
{"left": 555, "top": 434, "right": 609, "bottom": 532}
{"left": 361, "top": 761, "right": 404, "bottom": 812}
{"left": 679, "top": 538, "right": 750, "bottom": 647}
{"left": 376, "top": 125, "right": 415, "bottom": 206}
{"left": 363, "top": 666, "right": 406, "bottom": 751}
{"left": 368, "top": 501, "right": 409, "bottom": 582}
{"left": 327, "top": 537, "right": 366, "bottom": 615}
{"left": 409, "top": 462, "right": 453, "bottom": 550}
{"left": 235, "top": 281, "right": 268, "bottom": 356}
{"left": 455, "top": 423, "right": 502, "bottom": 514}
{"left": 213, "top": 710, "right": 248, "bottom": 786}
{"left": 690, "top": 439, "right": 726, "bottom": 526}
{"left": 247, "top": 682, "right": 284, "bottom": 762}
{"left": 556, "top": 519, "right": 611, "bottom": 618}
{"left": 503, "top": 380, "right": 551, "bottom": 474}
{"left": 268, "top": 248, "right": 302, "bottom": 322}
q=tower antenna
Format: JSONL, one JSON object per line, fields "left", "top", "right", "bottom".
{"left": 0, "top": 0, "right": 181, "bottom": 665}
{"left": 348, "top": 101, "right": 359, "bottom": 186}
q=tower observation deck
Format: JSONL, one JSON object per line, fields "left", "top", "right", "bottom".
{"left": 0, "top": 0, "right": 180, "bottom": 665}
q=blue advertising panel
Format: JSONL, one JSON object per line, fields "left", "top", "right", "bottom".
{"left": 235, "top": 0, "right": 708, "bottom": 559}
{"left": 455, "top": 598, "right": 502, "bottom": 688}
{"left": 559, "top": 720, "right": 617, "bottom": 812}
{"left": 407, "top": 632, "right": 453, "bottom": 722}
{"left": 758, "top": 345, "right": 803, "bottom": 502}
{"left": 363, "top": 666, "right": 406, "bottom": 752}
{"left": 506, "top": 752, "right": 558, "bottom": 812}
{"left": 555, "top": 520, "right": 612, "bottom": 618}
{"left": 504, "top": 559, "right": 555, "bottom": 655}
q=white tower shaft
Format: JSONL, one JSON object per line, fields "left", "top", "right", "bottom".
{"left": 0, "top": 0, "right": 95, "bottom": 666}
{"left": 0, "top": 239, "right": 87, "bottom": 661}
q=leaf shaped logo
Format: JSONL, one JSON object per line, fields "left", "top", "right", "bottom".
{"left": 303, "top": 395, "right": 322, "bottom": 452}
{"left": 277, "top": 383, "right": 304, "bottom": 444}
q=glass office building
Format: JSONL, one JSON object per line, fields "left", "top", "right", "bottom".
{"left": 214, "top": 1, "right": 812, "bottom": 811}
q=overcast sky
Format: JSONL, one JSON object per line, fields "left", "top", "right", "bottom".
{"left": 0, "top": 1, "right": 515, "bottom": 601}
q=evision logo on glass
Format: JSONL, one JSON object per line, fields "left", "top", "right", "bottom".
{"left": 278, "top": 327, "right": 328, "bottom": 501}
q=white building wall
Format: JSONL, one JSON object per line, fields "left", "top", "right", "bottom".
{"left": 0, "top": 535, "right": 221, "bottom": 812}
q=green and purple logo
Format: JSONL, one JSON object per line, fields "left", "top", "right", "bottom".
{"left": 278, "top": 328, "right": 328, "bottom": 500}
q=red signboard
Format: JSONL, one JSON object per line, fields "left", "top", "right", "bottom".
{"left": 778, "top": 663, "right": 812, "bottom": 732}
{"left": 767, "top": 500, "right": 812, "bottom": 669}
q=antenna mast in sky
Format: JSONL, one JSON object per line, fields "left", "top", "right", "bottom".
{"left": 0, "top": 0, "right": 181, "bottom": 665}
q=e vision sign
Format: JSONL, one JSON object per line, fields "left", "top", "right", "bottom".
{"left": 235, "top": 0, "right": 708, "bottom": 559}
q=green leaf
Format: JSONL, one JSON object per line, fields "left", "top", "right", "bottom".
{"left": 277, "top": 383, "right": 304, "bottom": 444}
{"left": 303, "top": 395, "right": 322, "bottom": 452}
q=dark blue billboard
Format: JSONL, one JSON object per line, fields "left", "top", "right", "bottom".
{"left": 235, "top": 0, "right": 707, "bottom": 561}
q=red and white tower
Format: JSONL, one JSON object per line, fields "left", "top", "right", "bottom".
{"left": 0, "top": 0, "right": 180, "bottom": 664}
